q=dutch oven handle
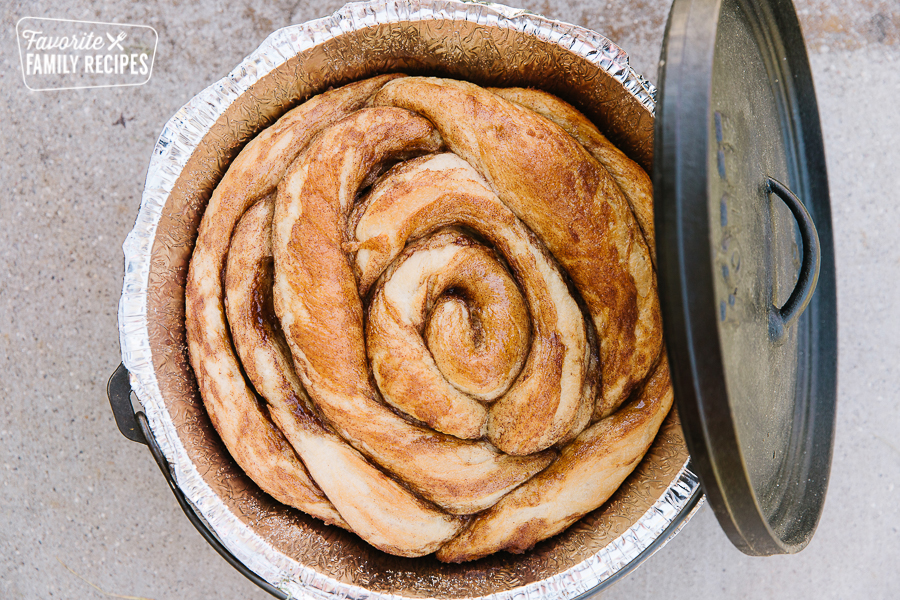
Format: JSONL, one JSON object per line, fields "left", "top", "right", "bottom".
{"left": 107, "top": 363, "right": 147, "bottom": 444}
{"left": 106, "top": 363, "right": 288, "bottom": 599}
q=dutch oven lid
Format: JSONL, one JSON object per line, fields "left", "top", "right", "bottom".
{"left": 653, "top": 0, "right": 837, "bottom": 555}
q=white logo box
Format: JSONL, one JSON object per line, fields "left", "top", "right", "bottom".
{"left": 16, "top": 17, "right": 158, "bottom": 91}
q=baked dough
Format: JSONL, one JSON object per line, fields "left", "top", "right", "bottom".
{"left": 490, "top": 87, "right": 657, "bottom": 262}
{"left": 353, "top": 153, "right": 593, "bottom": 454}
{"left": 272, "top": 107, "right": 554, "bottom": 514}
{"left": 437, "top": 356, "right": 674, "bottom": 562}
{"left": 185, "top": 75, "right": 405, "bottom": 526}
{"left": 373, "top": 77, "right": 663, "bottom": 417}
{"left": 186, "top": 75, "right": 672, "bottom": 562}
{"left": 226, "top": 197, "right": 463, "bottom": 557}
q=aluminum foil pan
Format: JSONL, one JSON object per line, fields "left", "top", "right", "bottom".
{"left": 118, "top": 0, "right": 704, "bottom": 597}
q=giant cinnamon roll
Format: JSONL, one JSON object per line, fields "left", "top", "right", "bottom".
{"left": 186, "top": 74, "right": 672, "bottom": 561}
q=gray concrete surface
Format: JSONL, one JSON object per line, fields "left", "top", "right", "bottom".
{"left": 1, "top": 0, "right": 898, "bottom": 598}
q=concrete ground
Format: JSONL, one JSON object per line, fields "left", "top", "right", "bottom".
{"left": 1, "top": 0, "right": 898, "bottom": 598}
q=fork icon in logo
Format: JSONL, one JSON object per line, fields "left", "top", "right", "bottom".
{"left": 106, "top": 31, "right": 127, "bottom": 51}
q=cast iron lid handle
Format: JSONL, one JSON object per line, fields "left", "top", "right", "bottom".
{"left": 766, "top": 176, "right": 821, "bottom": 341}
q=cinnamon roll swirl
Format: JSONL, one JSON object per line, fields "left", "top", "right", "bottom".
{"left": 186, "top": 75, "right": 672, "bottom": 561}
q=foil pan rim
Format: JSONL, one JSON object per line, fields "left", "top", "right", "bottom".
{"left": 118, "top": 0, "right": 700, "bottom": 597}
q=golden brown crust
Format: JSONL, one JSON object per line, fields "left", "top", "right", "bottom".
{"left": 225, "top": 196, "right": 347, "bottom": 527}
{"left": 273, "top": 108, "right": 554, "bottom": 513}
{"left": 226, "top": 197, "right": 465, "bottom": 556}
{"left": 368, "top": 229, "right": 527, "bottom": 439}
{"left": 423, "top": 244, "right": 530, "bottom": 403}
{"left": 489, "top": 87, "right": 656, "bottom": 261}
{"left": 186, "top": 75, "right": 671, "bottom": 561}
{"left": 373, "top": 77, "right": 663, "bottom": 418}
{"left": 353, "top": 153, "right": 593, "bottom": 455}
{"left": 185, "top": 75, "right": 401, "bottom": 522}
{"left": 436, "top": 355, "right": 674, "bottom": 563}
